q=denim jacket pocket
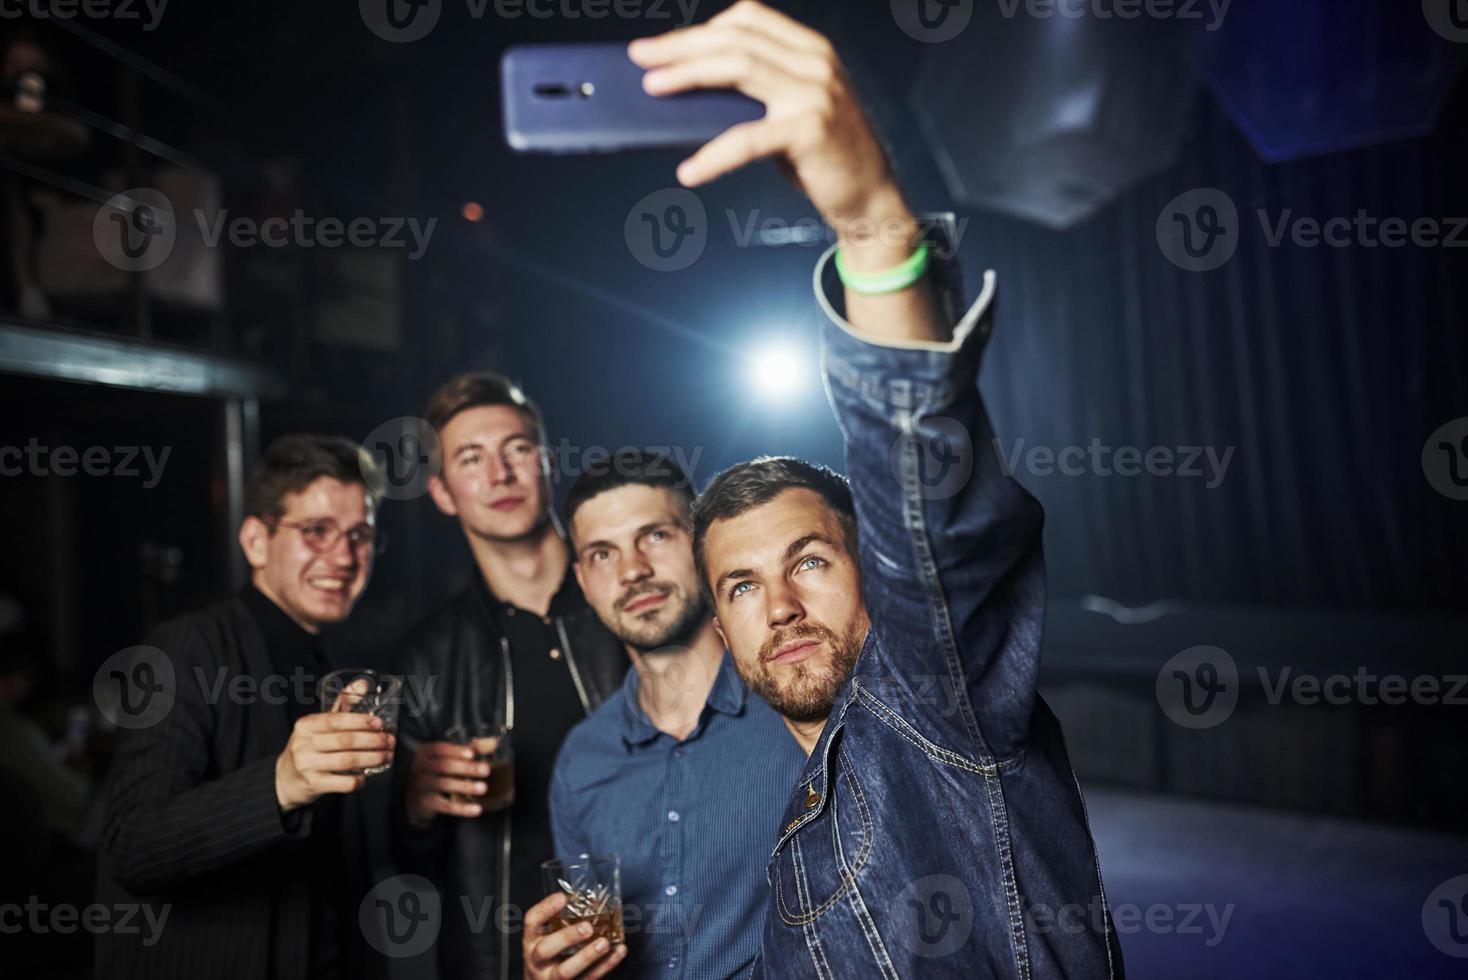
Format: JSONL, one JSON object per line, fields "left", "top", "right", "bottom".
{"left": 769, "top": 724, "right": 876, "bottom": 927}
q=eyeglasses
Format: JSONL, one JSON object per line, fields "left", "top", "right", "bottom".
{"left": 268, "top": 519, "right": 387, "bottom": 557}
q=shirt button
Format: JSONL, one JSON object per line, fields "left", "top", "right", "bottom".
{"left": 548, "top": 648, "right": 562, "bottom": 660}
{"left": 664, "top": 884, "right": 677, "bottom": 896}
{"left": 667, "top": 810, "right": 680, "bottom": 822}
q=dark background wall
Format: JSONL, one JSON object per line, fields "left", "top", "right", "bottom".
{"left": 0, "top": 1, "right": 1465, "bottom": 976}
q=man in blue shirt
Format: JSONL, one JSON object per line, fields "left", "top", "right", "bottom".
{"left": 523, "top": 452, "right": 806, "bottom": 979}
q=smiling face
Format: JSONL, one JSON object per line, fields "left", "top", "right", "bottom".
{"left": 573, "top": 483, "right": 707, "bottom": 653}
{"left": 703, "top": 488, "right": 869, "bottom": 723}
{"left": 240, "top": 477, "right": 375, "bottom": 632}
{"left": 428, "top": 404, "right": 550, "bottom": 543}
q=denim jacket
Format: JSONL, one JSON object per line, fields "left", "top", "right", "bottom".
{"left": 751, "top": 219, "right": 1123, "bottom": 979}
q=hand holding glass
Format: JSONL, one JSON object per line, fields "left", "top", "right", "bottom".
{"left": 444, "top": 722, "right": 515, "bottom": 812}
{"left": 540, "top": 855, "right": 624, "bottom": 954}
{"left": 319, "top": 669, "right": 402, "bottom": 776}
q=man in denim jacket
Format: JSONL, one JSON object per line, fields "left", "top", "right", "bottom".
{"left": 633, "top": 3, "right": 1123, "bottom": 976}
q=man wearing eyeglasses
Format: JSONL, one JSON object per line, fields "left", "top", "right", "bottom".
{"left": 95, "top": 434, "right": 393, "bottom": 980}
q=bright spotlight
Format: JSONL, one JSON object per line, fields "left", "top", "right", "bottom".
{"left": 748, "top": 342, "right": 805, "bottom": 396}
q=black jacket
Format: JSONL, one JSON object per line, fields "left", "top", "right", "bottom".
{"left": 389, "top": 569, "right": 626, "bottom": 980}
{"left": 94, "top": 596, "right": 370, "bottom": 980}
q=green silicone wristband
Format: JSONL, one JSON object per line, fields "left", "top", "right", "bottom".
{"left": 833, "top": 243, "right": 930, "bottom": 294}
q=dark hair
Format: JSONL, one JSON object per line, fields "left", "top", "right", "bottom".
{"left": 564, "top": 450, "right": 695, "bottom": 542}
{"left": 244, "top": 434, "right": 382, "bottom": 523}
{"left": 691, "top": 456, "right": 858, "bottom": 590}
{"left": 422, "top": 371, "right": 545, "bottom": 443}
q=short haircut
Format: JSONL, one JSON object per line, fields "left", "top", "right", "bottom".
{"left": 691, "top": 456, "right": 858, "bottom": 591}
{"left": 422, "top": 371, "right": 545, "bottom": 444}
{"left": 564, "top": 450, "right": 696, "bottom": 545}
{"left": 244, "top": 434, "right": 382, "bottom": 523}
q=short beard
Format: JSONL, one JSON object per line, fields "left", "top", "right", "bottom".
{"left": 612, "top": 582, "right": 708, "bottom": 654}
{"left": 742, "top": 620, "right": 865, "bottom": 724}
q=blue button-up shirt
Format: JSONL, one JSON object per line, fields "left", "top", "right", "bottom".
{"left": 550, "top": 652, "right": 806, "bottom": 979}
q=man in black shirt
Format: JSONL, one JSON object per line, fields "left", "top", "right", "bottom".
{"left": 95, "top": 435, "right": 393, "bottom": 980}
{"left": 391, "top": 373, "right": 626, "bottom": 980}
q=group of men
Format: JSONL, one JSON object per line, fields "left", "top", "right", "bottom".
{"left": 93, "top": 4, "right": 1122, "bottom": 978}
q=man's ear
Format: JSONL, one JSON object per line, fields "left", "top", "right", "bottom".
{"left": 712, "top": 616, "right": 728, "bottom": 652}
{"left": 426, "top": 474, "right": 458, "bottom": 517}
{"left": 239, "top": 516, "right": 271, "bottom": 571}
{"left": 572, "top": 555, "right": 586, "bottom": 595}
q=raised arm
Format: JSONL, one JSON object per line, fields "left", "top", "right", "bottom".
{"left": 632, "top": 0, "right": 1045, "bottom": 762}
{"left": 818, "top": 235, "right": 1045, "bottom": 765}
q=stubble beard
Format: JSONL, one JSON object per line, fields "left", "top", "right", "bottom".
{"left": 744, "top": 619, "right": 866, "bottom": 724}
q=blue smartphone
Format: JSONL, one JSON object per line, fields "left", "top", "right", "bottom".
{"left": 501, "top": 42, "right": 765, "bottom": 153}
